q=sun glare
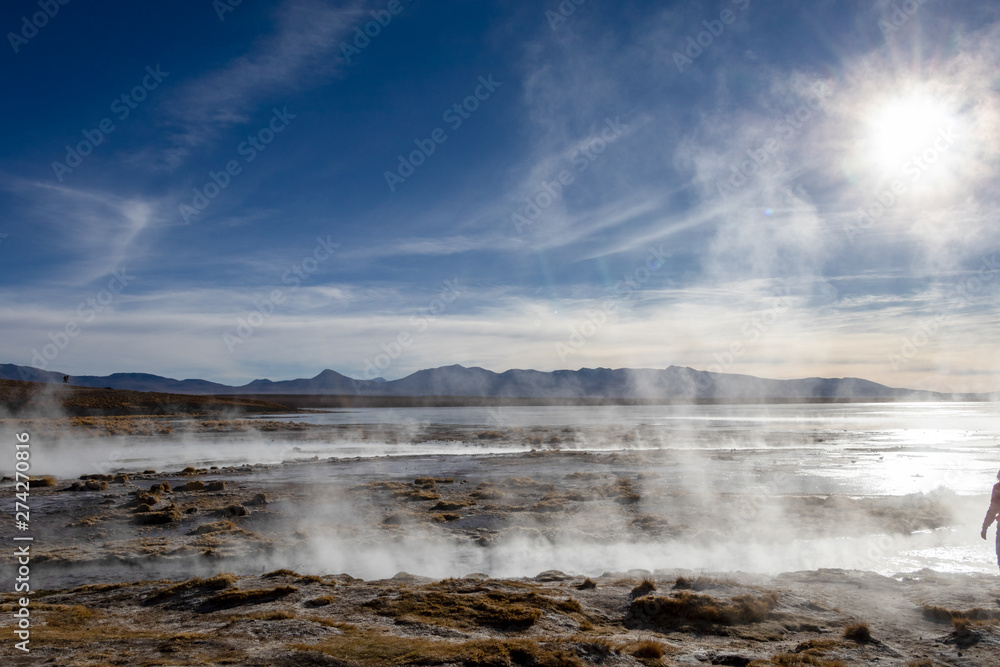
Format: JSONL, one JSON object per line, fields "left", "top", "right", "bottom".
{"left": 866, "top": 92, "right": 955, "bottom": 178}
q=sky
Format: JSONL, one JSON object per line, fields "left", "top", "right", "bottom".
{"left": 1, "top": 0, "right": 998, "bottom": 392}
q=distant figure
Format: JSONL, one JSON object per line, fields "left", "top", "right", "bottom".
{"left": 63, "top": 375, "right": 69, "bottom": 383}
{"left": 981, "top": 469, "right": 1000, "bottom": 570}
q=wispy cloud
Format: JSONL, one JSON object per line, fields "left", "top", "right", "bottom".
{"left": 6, "top": 180, "right": 160, "bottom": 283}
{"left": 162, "top": 0, "right": 365, "bottom": 159}
{"left": 340, "top": 235, "right": 520, "bottom": 261}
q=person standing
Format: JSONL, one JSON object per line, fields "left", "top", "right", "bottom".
{"left": 982, "top": 469, "right": 1000, "bottom": 570}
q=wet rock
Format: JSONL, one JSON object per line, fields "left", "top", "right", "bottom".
{"left": 131, "top": 492, "right": 159, "bottom": 507}
{"left": 69, "top": 480, "right": 109, "bottom": 492}
{"left": 133, "top": 509, "right": 180, "bottom": 525}
{"left": 431, "top": 500, "right": 472, "bottom": 511}
{"left": 177, "top": 481, "right": 206, "bottom": 492}
{"left": 220, "top": 504, "right": 249, "bottom": 518}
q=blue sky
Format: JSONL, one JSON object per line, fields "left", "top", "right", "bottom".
{"left": 1, "top": 0, "right": 998, "bottom": 392}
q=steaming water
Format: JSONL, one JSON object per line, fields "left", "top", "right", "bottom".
{"left": 8, "top": 401, "right": 1000, "bottom": 581}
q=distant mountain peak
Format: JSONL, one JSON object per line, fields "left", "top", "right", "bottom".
{"left": 0, "top": 362, "right": 990, "bottom": 401}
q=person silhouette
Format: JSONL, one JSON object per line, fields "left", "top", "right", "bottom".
{"left": 982, "top": 469, "right": 1000, "bottom": 570}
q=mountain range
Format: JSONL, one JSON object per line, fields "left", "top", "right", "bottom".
{"left": 1, "top": 363, "right": 994, "bottom": 402}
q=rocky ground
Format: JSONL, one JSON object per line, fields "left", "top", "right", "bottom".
{"left": 0, "top": 419, "right": 998, "bottom": 665}
{"left": 1, "top": 563, "right": 998, "bottom": 665}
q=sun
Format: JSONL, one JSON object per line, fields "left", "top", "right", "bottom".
{"left": 866, "top": 92, "right": 955, "bottom": 178}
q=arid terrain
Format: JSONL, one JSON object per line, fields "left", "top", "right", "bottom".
{"left": 1, "top": 409, "right": 999, "bottom": 665}
{"left": 0, "top": 379, "right": 298, "bottom": 418}
{"left": 3, "top": 561, "right": 999, "bottom": 666}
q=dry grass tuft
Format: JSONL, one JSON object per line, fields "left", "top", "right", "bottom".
{"left": 177, "top": 480, "right": 206, "bottom": 492}
{"left": 199, "top": 585, "right": 297, "bottom": 612}
{"left": 628, "top": 590, "right": 780, "bottom": 630}
{"left": 632, "top": 639, "right": 665, "bottom": 660}
{"left": 631, "top": 579, "right": 657, "bottom": 598}
{"left": 431, "top": 499, "right": 472, "bottom": 511}
{"left": 749, "top": 653, "right": 847, "bottom": 666}
{"left": 672, "top": 575, "right": 729, "bottom": 591}
{"left": 262, "top": 568, "right": 300, "bottom": 578}
{"left": 922, "top": 604, "right": 1000, "bottom": 623}
{"left": 145, "top": 574, "right": 238, "bottom": 605}
{"left": 843, "top": 622, "right": 873, "bottom": 643}
{"left": 29, "top": 475, "right": 57, "bottom": 487}
{"left": 294, "top": 634, "right": 584, "bottom": 667}
{"left": 40, "top": 604, "right": 98, "bottom": 628}
{"left": 234, "top": 610, "right": 297, "bottom": 621}
{"left": 505, "top": 476, "right": 552, "bottom": 491}
{"left": 793, "top": 639, "right": 839, "bottom": 653}
{"left": 132, "top": 508, "right": 180, "bottom": 525}
{"left": 189, "top": 520, "right": 237, "bottom": 535}
{"left": 368, "top": 584, "right": 586, "bottom": 631}
{"left": 68, "top": 480, "right": 108, "bottom": 491}
{"left": 402, "top": 488, "right": 441, "bottom": 501}
{"left": 534, "top": 498, "right": 567, "bottom": 512}
{"left": 471, "top": 482, "right": 506, "bottom": 500}
{"left": 415, "top": 477, "right": 454, "bottom": 485}
{"left": 575, "top": 578, "right": 597, "bottom": 590}
{"left": 246, "top": 492, "right": 268, "bottom": 505}
{"left": 219, "top": 504, "right": 249, "bottom": 518}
